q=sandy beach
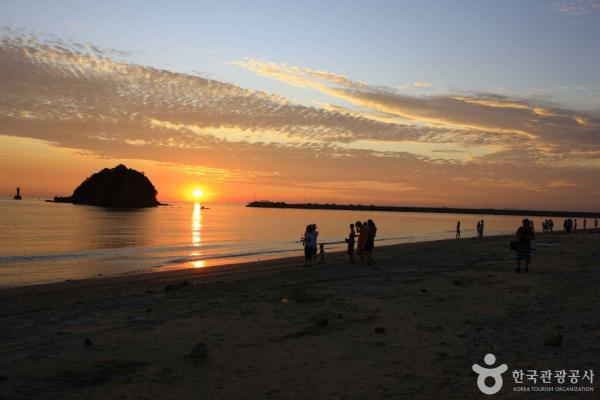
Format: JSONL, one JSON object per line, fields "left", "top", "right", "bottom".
{"left": 1, "top": 231, "right": 599, "bottom": 399}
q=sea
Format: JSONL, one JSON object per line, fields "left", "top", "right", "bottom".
{"left": 0, "top": 199, "right": 561, "bottom": 286}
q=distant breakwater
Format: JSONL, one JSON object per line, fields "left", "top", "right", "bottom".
{"left": 246, "top": 201, "right": 600, "bottom": 218}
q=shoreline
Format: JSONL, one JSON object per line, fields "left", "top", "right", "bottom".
{"left": 0, "top": 232, "right": 521, "bottom": 292}
{"left": 2, "top": 229, "right": 598, "bottom": 291}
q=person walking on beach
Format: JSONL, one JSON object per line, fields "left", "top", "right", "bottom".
{"left": 480, "top": 220, "right": 485, "bottom": 239}
{"left": 583, "top": 218, "right": 587, "bottom": 230}
{"left": 356, "top": 221, "right": 366, "bottom": 265}
{"left": 456, "top": 221, "right": 461, "bottom": 239}
{"left": 574, "top": 219, "right": 578, "bottom": 232}
{"left": 346, "top": 223, "right": 356, "bottom": 262}
{"left": 364, "top": 219, "right": 377, "bottom": 266}
{"left": 595, "top": 218, "right": 599, "bottom": 228}
{"left": 515, "top": 219, "right": 535, "bottom": 273}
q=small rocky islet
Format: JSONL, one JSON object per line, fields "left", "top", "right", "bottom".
{"left": 52, "top": 164, "right": 161, "bottom": 208}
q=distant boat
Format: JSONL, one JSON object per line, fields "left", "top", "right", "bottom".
{"left": 13, "top": 187, "right": 22, "bottom": 200}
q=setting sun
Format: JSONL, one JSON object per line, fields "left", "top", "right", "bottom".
{"left": 193, "top": 189, "right": 203, "bottom": 199}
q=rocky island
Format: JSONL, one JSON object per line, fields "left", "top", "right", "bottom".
{"left": 52, "top": 164, "right": 161, "bottom": 208}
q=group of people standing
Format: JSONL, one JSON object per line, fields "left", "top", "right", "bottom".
{"left": 511, "top": 216, "right": 598, "bottom": 273}
{"left": 302, "top": 214, "right": 596, "bottom": 270}
{"left": 345, "top": 220, "right": 377, "bottom": 266}
{"left": 455, "top": 220, "right": 485, "bottom": 239}
{"left": 302, "top": 224, "right": 322, "bottom": 267}
{"left": 541, "top": 219, "right": 554, "bottom": 232}
{"left": 563, "top": 218, "right": 598, "bottom": 233}
{"left": 563, "top": 218, "right": 577, "bottom": 232}
{"left": 302, "top": 220, "right": 378, "bottom": 267}
{"left": 476, "top": 220, "right": 485, "bottom": 239}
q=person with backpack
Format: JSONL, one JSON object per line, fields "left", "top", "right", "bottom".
{"left": 515, "top": 219, "right": 535, "bottom": 273}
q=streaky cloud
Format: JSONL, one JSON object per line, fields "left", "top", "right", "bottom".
{"left": 1, "top": 30, "right": 600, "bottom": 208}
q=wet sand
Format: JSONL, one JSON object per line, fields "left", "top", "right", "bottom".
{"left": 1, "top": 231, "right": 599, "bottom": 399}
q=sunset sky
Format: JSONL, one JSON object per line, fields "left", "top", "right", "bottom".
{"left": 1, "top": 0, "right": 600, "bottom": 209}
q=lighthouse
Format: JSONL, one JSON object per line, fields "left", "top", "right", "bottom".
{"left": 14, "top": 187, "right": 22, "bottom": 200}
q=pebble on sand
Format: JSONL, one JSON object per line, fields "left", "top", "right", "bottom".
{"left": 316, "top": 318, "right": 329, "bottom": 328}
{"left": 190, "top": 342, "right": 208, "bottom": 359}
{"left": 84, "top": 337, "right": 93, "bottom": 347}
{"left": 544, "top": 334, "right": 563, "bottom": 346}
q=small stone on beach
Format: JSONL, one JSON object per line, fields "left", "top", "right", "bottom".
{"left": 190, "top": 342, "right": 208, "bottom": 359}
{"left": 374, "top": 327, "right": 386, "bottom": 334}
{"left": 84, "top": 337, "right": 93, "bottom": 347}
{"left": 544, "top": 334, "right": 563, "bottom": 347}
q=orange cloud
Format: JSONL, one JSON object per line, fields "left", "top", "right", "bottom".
{"left": 1, "top": 31, "right": 600, "bottom": 209}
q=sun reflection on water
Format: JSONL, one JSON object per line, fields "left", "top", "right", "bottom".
{"left": 191, "top": 202, "right": 204, "bottom": 267}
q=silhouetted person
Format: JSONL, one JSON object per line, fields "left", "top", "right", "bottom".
{"left": 319, "top": 243, "right": 326, "bottom": 264}
{"left": 346, "top": 223, "right": 356, "bottom": 262}
{"left": 312, "top": 224, "right": 319, "bottom": 265}
{"left": 574, "top": 219, "right": 578, "bottom": 232}
{"left": 356, "top": 221, "right": 366, "bottom": 265}
{"left": 456, "top": 221, "right": 461, "bottom": 239}
{"left": 564, "top": 218, "right": 573, "bottom": 233}
{"left": 303, "top": 225, "right": 314, "bottom": 267}
{"left": 13, "top": 187, "right": 22, "bottom": 200}
{"left": 480, "top": 220, "right": 485, "bottom": 239}
{"left": 515, "top": 219, "right": 535, "bottom": 273}
{"left": 364, "top": 219, "right": 377, "bottom": 266}
{"left": 583, "top": 218, "right": 587, "bottom": 230}
{"left": 595, "top": 219, "right": 599, "bottom": 228}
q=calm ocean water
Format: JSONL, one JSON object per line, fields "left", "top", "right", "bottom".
{"left": 0, "top": 199, "right": 557, "bottom": 286}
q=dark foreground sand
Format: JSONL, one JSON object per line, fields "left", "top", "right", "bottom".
{"left": 1, "top": 232, "right": 599, "bottom": 399}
